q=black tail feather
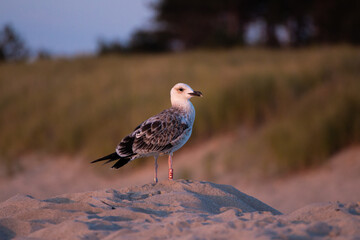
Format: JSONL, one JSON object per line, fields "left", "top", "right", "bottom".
{"left": 91, "top": 152, "right": 131, "bottom": 169}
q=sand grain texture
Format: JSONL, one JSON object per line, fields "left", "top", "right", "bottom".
{"left": 0, "top": 180, "right": 359, "bottom": 240}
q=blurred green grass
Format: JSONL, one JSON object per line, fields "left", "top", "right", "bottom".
{"left": 0, "top": 46, "right": 359, "bottom": 175}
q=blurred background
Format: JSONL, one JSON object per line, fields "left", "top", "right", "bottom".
{"left": 0, "top": 0, "right": 359, "bottom": 213}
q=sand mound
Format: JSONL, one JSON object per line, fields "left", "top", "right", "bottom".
{"left": 0, "top": 180, "right": 359, "bottom": 239}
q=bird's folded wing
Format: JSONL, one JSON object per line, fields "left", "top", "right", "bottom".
{"left": 131, "top": 109, "right": 189, "bottom": 154}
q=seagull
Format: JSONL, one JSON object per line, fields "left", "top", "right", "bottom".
{"left": 91, "top": 83, "right": 202, "bottom": 183}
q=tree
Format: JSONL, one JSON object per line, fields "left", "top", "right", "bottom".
{"left": 312, "top": 0, "right": 360, "bottom": 44}
{"left": 154, "top": 0, "right": 247, "bottom": 48}
{"left": 97, "top": 38, "right": 125, "bottom": 56}
{"left": 128, "top": 30, "right": 172, "bottom": 53}
{"left": 128, "top": 0, "right": 360, "bottom": 50}
{"left": 256, "top": 0, "right": 313, "bottom": 47}
{"left": 0, "top": 24, "right": 29, "bottom": 62}
{"left": 153, "top": 0, "right": 315, "bottom": 48}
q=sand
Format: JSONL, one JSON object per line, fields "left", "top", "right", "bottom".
{"left": 232, "top": 146, "right": 360, "bottom": 213}
{"left": 0, "top": 180, "right": 359, "bottom": 240}
{"left": 1, "top": 145, "right": 360, "bottom": 214}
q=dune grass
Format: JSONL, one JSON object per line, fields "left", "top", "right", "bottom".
{"left": 264, "top": 72, "right": 360, "bottom": 173}
{"left": 0, "top": 46, "right": 359, "bottom": 175}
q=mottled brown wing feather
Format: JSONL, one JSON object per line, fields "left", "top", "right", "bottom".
{"left": 132, "top": 109, "right": 188, "bottom": 154}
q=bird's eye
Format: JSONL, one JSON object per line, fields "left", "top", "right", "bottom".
{"left": 179, "top": 88, "right": 184, "bottom": 92}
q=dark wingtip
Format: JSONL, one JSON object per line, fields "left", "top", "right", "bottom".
{"left": 92, "top": 152, "right": 132, "bottom": 169}
{"left": 91, "top": 158, "right": 102, "bottom": 164}
{"left": 111, "top": 157, "right": 131, "bottom": 169}
{"left": 91, "top": 152, "right": 119, "bottom": 164}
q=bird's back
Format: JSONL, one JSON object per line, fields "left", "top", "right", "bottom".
{"left": 116, "top": 106, "right": 195, "bottom": 160}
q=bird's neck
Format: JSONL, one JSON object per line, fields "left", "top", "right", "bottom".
{"left": 171, "top": 100, "right": 195, "bottom": 123}
{"left": 171, "top": 99, "right": 194, "bottom": 112}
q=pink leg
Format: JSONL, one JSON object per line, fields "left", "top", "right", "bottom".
{"left": 168, "top": 153, "right": 173, "bottom": 180}
{"left": 154, "top": 155, "right": 158, "bottom": 183}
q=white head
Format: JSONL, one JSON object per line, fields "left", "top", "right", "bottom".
{"left": 170, "top": 83, "right": 202, "bottom": 108}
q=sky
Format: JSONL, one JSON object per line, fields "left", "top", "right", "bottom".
{"left": 0, "top": 0, "right": 154, "bottom": 56}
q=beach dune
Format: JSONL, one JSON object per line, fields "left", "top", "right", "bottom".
{"left": 0, "top": 180, "right": 359, "bottom": 239}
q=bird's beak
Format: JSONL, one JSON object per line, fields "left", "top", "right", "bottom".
{"left": 189, "top": 91, "right": 203, "bottom": 97}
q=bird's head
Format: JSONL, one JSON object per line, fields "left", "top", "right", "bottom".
{"left": 170, "top": 83, "right": 202, "bottom": 108}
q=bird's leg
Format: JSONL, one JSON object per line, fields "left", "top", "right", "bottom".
{"left": 168, "top": 153, "right": 173, "bottom": 180}
{"left": 154, "top": 155, "right": 158, "bottom": 183}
